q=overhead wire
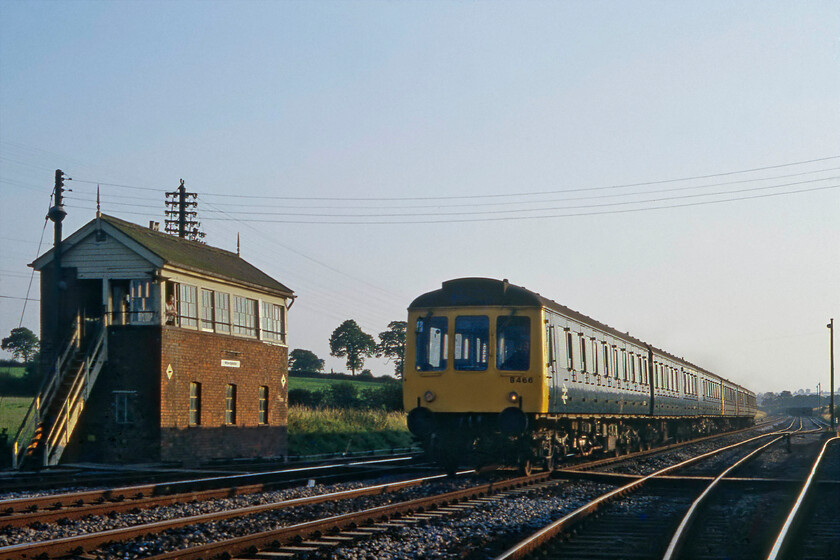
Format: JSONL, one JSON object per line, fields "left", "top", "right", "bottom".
{"left": 186, "top": 176, "right": 837, "bottom": 219}
{"left": 189, "top": 182, "right": 840, "bottom": 224}
{"left": 198, "top": 200, "right": 408, "bottom": 323}
{"left": 57, "top": 154, "right": 840, "bottom": 205}
{"left": 60, "top": 168, "right": 840, "bottom": 224}
{"left": 193, "top": 154, "right": 840, "bottom": 201}
{"left": 200, "top": 216, "right": 400, "bottom": 324}
{"left": 18, "top": 193, "right": 52, "bottom": 327}
{"left": 157, "top": 165, "right": 840, "bottom": 210}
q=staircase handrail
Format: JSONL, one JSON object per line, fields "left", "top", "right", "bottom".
{"left": 43, "top": 320, "right": 108, "bottom": 467}
{"left": 10, "top": 313, "right": 82, "bottom": 469}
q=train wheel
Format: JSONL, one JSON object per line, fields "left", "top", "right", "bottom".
{"left": 544, "top": 453, "right": 555, "bottom": 472}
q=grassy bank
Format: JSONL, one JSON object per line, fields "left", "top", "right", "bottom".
{"left": 287, "top": 405, "right": 415, "bottom": 457}
{"left": 1, "top": 399, "right": 414, "bottom": 458}
{"left": 0, "top": 396, "right": 33, "bottom": 437}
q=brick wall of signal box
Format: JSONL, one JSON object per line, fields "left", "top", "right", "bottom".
{"left": 159, "top": 326, "right": 288, "bottom": 465}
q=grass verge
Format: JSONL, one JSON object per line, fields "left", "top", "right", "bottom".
{"left": 287, "top": 405, "right": 415, "bottom": 457}
{"left": 0, "top": 396, "right": 33, "bottom": 437}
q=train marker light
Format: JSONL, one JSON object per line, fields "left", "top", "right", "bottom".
{"left": 508, "top": 391, "right": 520, "bottom": 403}
{"left": 423, "top": 390, "right": 436, "bottom": 403}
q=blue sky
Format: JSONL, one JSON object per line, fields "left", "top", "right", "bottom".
{"left": 1, "top": 1, "right": 838, "bottom": 393}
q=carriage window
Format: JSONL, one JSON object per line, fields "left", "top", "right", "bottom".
{"left": 454, "top": 316, "right": 489, "bottom": 371}
{"left": 415, "top": 316, "right": 448, "bottom": 371}
{"left": 579, "top": 335, "right": 587, "bottom": 373}
{"left": 497, "top": 316, "right": 530, "bottom": 371}
{"left": 612, "top": 347, "right": 619, "bottom": 379}
{"left": 565, "top": 330, "right": 574, "bottom": 369}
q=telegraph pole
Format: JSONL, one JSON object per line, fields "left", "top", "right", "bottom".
{"left": 165, "top": 179, "right": 205, "bottom": 242}
{"left": 829, "top": 318, "right": 835, "bottom": 431}
{"left": 47, "top": 170, "right": 68, "bottom": 376}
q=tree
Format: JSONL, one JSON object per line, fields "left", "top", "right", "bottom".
{"left": 376, "top": 321, "right": 406, "bottom": 377}
{"left": 329, "top": 320, "right": 376, "bottom": 375}
{"left": 289, "top": 349, "right": 324, "bottom": 373}
{"left": 2, "top": 327, "right": 39, "bottom": 364}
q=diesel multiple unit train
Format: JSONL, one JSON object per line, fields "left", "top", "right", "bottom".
{"left": 403, "top": 278, "right": 757, "bottom": 472}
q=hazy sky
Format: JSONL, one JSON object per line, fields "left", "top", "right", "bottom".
{"left": 1, "top": 2, "right": 838, "bottom": 394}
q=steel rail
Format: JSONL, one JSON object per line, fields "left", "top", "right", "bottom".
{"left": 0, "top": 470, "right": 464, "bottom": 560}
{"left": 0, "top": 458, "right": 420, "bottom": 528}
{"left": 492, "top": 429, "right": 787, "bottom": 560}
{"left": 661, "top": 435, "right": 785, "bottom": 560}
{"left": 0, "top": 455, "right": 415, "bottom": 514}
{"left": 566, "top": 419, "right": 784, "bottom": 472}
{"left": 142, "top": 472, "right": 551, "bottom": 560}
{"left": 766, "top": 435, "right": 840, "bottom": 560}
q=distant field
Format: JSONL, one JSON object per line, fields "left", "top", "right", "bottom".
{"left": 0, "top": 365, "right": 26, "bottom": 378}
{"left": 288, "top": 376, "right": 386, "bottom": 393}
{"left": 0, "top": 396, "right": 33, "bottom": 436}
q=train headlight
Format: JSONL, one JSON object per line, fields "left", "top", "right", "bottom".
{"left": 508, "top": 391, "right": 520, "bottom": 404}
{"left": 423, "top": 390, "right": 436, "bottom": 403}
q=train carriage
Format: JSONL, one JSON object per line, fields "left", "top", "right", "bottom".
{"left": 403, "top": 278, "right": 756, "bottom": 472}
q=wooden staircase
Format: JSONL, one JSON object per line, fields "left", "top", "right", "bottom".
{"left": 11, "top": 315, "right": 108, "bottom": 469}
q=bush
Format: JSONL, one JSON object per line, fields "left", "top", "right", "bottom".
{"left": 288, "top": 388, "right": 323, "bottom": 408}
{"left": 323, "top": 382, "right": 361, "bottom": 408}
{"left": 288, "top": 379, "right": 404, "bottom": 411}
{"left": 361, "top": 382, "right": 403, "bottom": 411}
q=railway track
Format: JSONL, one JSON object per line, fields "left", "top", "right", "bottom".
{"left": 0, "top": 455, "right": 419, "bottom": 529}
{"left": 0, "top": 450, "right": 422, "bottom": 496}
{"left": 0, "top": 419, "right": 808, "bottom": 560}
{"left": 767, "top": 435, "right": 840, "bottom": 560}
{"left": 492, "top": 419, "right": 837, "bottom": 560}
{"left": 0, "top": 470, "right": 551, "bottom": 560}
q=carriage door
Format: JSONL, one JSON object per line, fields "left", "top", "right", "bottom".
{"left": 546, "top": 319, "right": 559, "bottom": 411}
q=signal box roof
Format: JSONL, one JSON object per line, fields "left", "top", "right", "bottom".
{"left": 31, "top": 213, "right": 293, "bottom": 298}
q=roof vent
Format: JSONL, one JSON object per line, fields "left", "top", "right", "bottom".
{"left": 149, "top": 221, "right": 160, "bottom": 231}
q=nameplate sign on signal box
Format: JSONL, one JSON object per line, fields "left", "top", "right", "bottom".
{"left": 221, "top": 359, "right": 241, "bottom": 368}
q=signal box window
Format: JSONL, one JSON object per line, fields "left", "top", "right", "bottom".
{"left": 215, "top": 292, "right": 231, "bottom": 333}
{"left": 189, "top": 382, "right": 201, "bottom": 426}
{"left": 200, "top": 290, "right": 214, "bottom": 331}
{"left": 113, "top": 391, "right": 135, "bottom": 424}
{"left": 415, "top": 317, "right": 448, "bottom": 371}
{"left": 497, "top": 316, "right": 530, "bottom": 371}
{"left": 454, "top": 316, "right": 489, "bottom": 371}
{"left": 232, "top": 296, "right": 257, "bottom": 337}
{"left": 258, "top": 386, "right": 269, "bottom": 425}
{"left": 179, "top": 284, "right": 198, "bottom": 328}
{"left": 225, "top": 384, "right": 237, "bottom": 425}
{"left": 129, "top": 279, "right": 154, "bottom": 324}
